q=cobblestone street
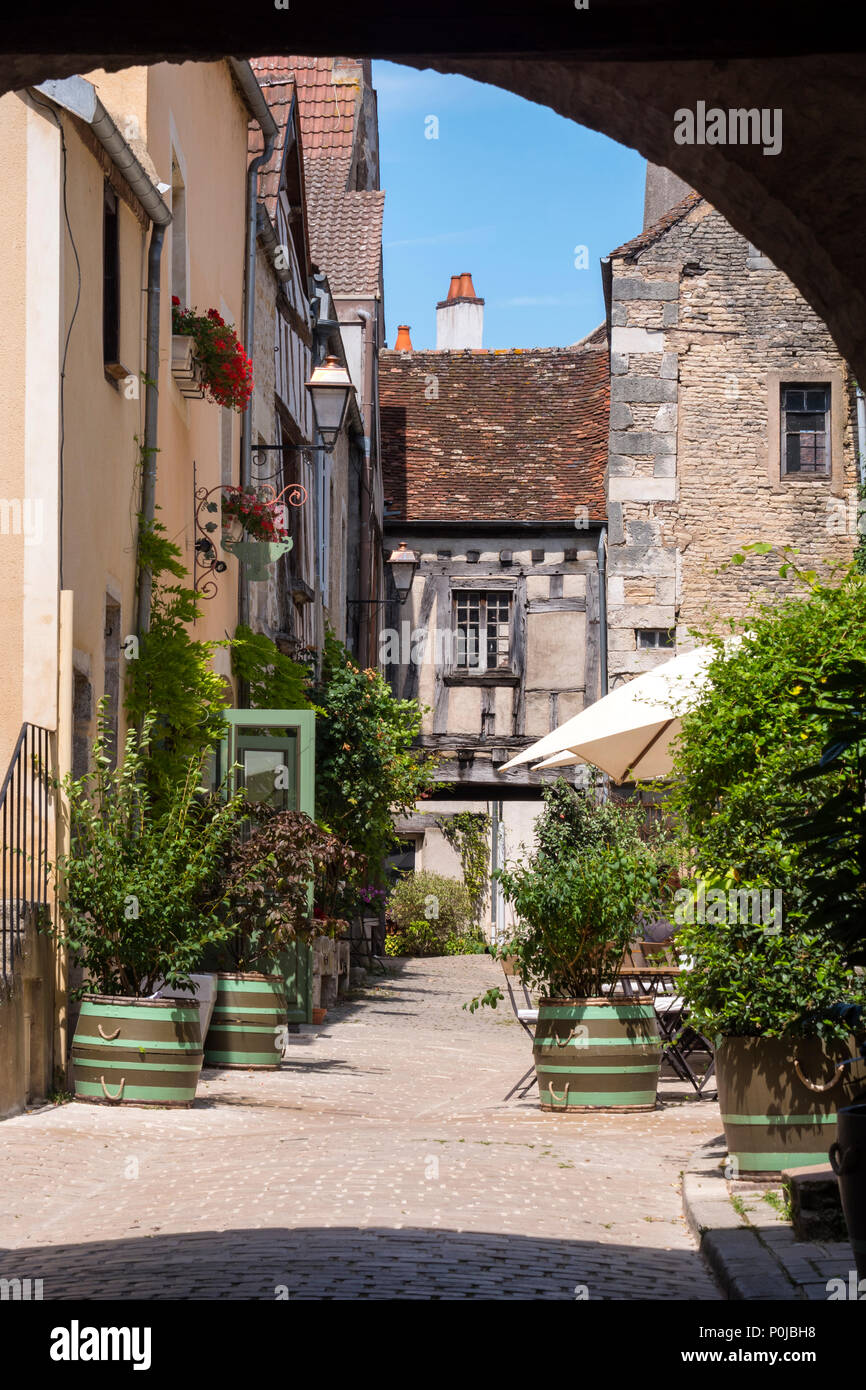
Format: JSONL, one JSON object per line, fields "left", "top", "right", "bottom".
{"left": 0, "top": 956, "right": 722, "bottom": 1299}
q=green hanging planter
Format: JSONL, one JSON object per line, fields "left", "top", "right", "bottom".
{"left": 222, "top": 537, "right": 293, "bottom": 582}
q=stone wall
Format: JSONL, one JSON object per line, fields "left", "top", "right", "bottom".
{"left": 606, "top": 200, "right": 860, "bottom": 683}
{"left": 0, "top": 908, "right": 57, "bottom": 1120}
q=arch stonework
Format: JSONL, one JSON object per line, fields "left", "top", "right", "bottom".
{"left": 1, "top": 46, "right": 864, "bottom": 379}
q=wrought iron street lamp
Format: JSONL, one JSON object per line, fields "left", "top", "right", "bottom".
{"left": 305, "top": 354, "right": 353, "bottom": 452}
{"left": 388, "top": 541, "right": 420, "bottom": 604}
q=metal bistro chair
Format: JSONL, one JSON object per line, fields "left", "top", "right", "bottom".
{"left": 500, "top": 956, "right": 539, "bottom": 1102}
{"left": 618, "top": 941, "right": 716, "bottom": 1099}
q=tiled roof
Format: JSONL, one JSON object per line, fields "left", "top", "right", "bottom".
{"left": 247, "top": 59, "right": 297, "bottom": 222}
{"left": 607, "top": 191, "right": 703, "bottom": 260}
{"left": 251, "top": 56, "right": 382, "bottom": 296}
{"left": 306, "top": 184, "right": 384, "bottom": 295}
{"left": 380, "top": 345, "right": 609, "bottom": 523}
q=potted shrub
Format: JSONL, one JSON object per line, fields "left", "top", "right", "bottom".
{"left": 171, "top": 299, "right": 253, "bottom": 411}
{"left": 675, "top": 874, "right": 866, "bottom": 1176}
{"left": 471, "top": 781, "right": 668, "bottom": 1113}
{"left": 54, "top": 710, "right": 251, "bottom": 1108}
{"left": 786, "top": 658, "right": 866, "bottom": 1268}
{"left": 664, "top": 560, "right": 866, "bottom": 1174}
{"left": 205, "top": 807, "right": 362, "bottom": 1069}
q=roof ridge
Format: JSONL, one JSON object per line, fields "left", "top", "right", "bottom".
{"left": 606, "top": 190, "right": 704, "bottom": 261}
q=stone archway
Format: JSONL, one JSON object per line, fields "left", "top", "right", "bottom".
{"left": 2, "top": 24, "right": 865, "bottom": 378}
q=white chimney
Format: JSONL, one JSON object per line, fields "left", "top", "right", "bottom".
{"left": 435, "top": 272, "right": 484, "bottom": 350}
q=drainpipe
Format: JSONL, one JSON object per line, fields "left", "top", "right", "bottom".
{"left": 597, "top": 524, "right": 609, "bottom": 698}
{"left": 230, "top": 59, "right": 277, "bottom": 495}
{"left": 356, "top": 308, "right": 375, "bottom": 664}
{"left": 857, "top": 385, "right": 866, "bottom": 487}
{"left": 137, "top": 222, "right": 167, "bottom": 636}
{"left": 228, "top": 61, "right": 277, "bottom": 636}
{"left": 31, "top": 77, "right": 172, "bottom": 639}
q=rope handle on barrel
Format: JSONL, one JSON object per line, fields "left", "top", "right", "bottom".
{"left": 792, "top": 1056, "right": 845, "bottom": 1093}
{"left": 97, "top": 1025, "right": 121, "bottom": 1040}
{"left": 829, "top": 1140, "right": 859, "bottom": 1176}
{"left": 548, "top": 1081, "right": 571, "bottom": 1109}
{"left": 99, "top": 1075, "right": 125, "bottom": 1101}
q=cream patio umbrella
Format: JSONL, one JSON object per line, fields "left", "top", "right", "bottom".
{"left": 498, "top": 640, "right": 741, "bottom": 784}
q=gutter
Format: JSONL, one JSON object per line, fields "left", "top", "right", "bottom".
{"left": 228, "top": 58, "right": 278, "bottom": 497}
{"left": 32, "top": 77, "right": 171, "bottom": 639}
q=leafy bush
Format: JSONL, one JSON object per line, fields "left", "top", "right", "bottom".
{"left": 387, "top": 871, "right": 474, "bottom": 939}
{"left": 785, "top": 659, "right": 866, "bottom": 965}
{"left": 676, "top": 872, "right": 866, "bottom": 1040}
{"left": 216, "top": 807, "right": 363, "bottom": 972}
{"left": 53, "top": 708, "right": 249, "bottom": 998}
{"left": 665, "top": 557, "right": 866, "bottom": 1035}
{"left": 384, "top": 916, "right": 485, "bottom": 958}
{"left": 310, "top": 630, "right": 439, "bottom": 882}
{"left": 493, "top": 780, "right": 665, "bottom": 999}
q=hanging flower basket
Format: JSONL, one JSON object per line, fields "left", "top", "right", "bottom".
{"left": 171, "top": 299, "right": 253, "bottom": 411}
{"left": 221, "top": 486, "right": 289, "bottom": 543}
{"left": 223, "top": 537, "right": 294, "bottom": 583}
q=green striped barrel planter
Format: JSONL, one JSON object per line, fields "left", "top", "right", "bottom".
{"left": 533, "top": 997, "right": 662, "bottom": 1113}
{"left": 71, "top": 995, "right": 203, "bottom": 1108}
{"left": 717, "top": 1036, "right": 866, "bottom": 1177}
{"left": 204, "top": 972, "right": 287, "bottom": 1070}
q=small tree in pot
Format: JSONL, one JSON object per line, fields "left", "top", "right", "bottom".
{"left": 471, "top": 781, "right": 668, "bottom": 1113}
{"left": 204, "top": 807, "right": 363, "bottom": 1068}
{"left": 665, "top": 562, "right": 866, "bottom": 1175}
{"left": 55, "top": 709, "right": 252, "bottom": 1107}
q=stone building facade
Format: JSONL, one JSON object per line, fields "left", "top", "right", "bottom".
{"left": 603, "top": 192, "right": 861, "bottom": 682}
{"left": 380, "top": 295, "right": 608, "bottom": 935}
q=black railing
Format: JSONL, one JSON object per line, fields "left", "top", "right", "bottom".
{"left": 0, "top": 724, "right": 54, "bottom": 983}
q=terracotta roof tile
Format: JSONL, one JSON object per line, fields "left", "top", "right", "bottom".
{"left": 380, "top": 345, "right": 609, "bottom": 523}
{"left": 607, "top": 191, "right": 703, "bottom": 260}
{"left": 250, "top": 56, "right": 381, "bottom": 295}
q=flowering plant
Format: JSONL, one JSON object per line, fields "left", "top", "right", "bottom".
{"left": 171, "top": 298, "right": 253, "bottom": 411}
{"left": 221, "top": 487, "right": 289, "bottom": 543}
{"left": 358, "top": 885, "right": 387, "bottom": 909}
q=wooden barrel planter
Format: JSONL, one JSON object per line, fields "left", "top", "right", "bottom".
{"left": 831, "top": 1101, "right": 866, "bottom": 1280}
{"left": 71, "top": 994, "right": 203, "bottom": 1108}
{"left": 717, "top": 1036, "right": 865, "bottom": 1177}
{"left": 204, "top": 972, "right": 287, "bottom": 1070}
{"left": 533, "top": 997, "right": 662, "bottom": 1113}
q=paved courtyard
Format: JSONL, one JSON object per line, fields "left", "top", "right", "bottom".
{"left": 0, "top": 955, "right": 722, "bottom": 1299}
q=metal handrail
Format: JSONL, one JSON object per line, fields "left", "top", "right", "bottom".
{"left": 0, "top": 724, "right": 54, "bottom": 983}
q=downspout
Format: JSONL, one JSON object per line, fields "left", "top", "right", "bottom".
{"left": 230, "top": 58, "right": 277, "bottom": 494}
{"left": 597, "top": 525, "right": 609, "bottom": 698}
{"left": 228, "top": 59, "right": 277, "bottom": 635}
{"left": 356, "top": 308, "right": 374, "bottom": 665}
{"left": 32, "top": 77, "right": 172, "bottom": 639}
{"left": 137, "top": 223, "right": 167, "bottom": 636}
{"left": 857, "top": 385, "right": 866, "bottom": 487}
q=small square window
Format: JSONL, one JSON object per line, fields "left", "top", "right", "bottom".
{"left": 636, "top": 629, "right": 675, "bottom": 650}
{"left": 531, "top": 549, "right": 545, "bottom": 564}
{"left": 453, "top": 590, "right": 512, "bottom": 672}
{"left": 781, "top": 383, "right": 830, "bottom": 477}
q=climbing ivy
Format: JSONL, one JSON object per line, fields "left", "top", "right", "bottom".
{"left": 230, "top": 624, "right": 313, "bottom": 711}
{"left": 125, "top": 517, "right": 231, "bottom": 805}
{"left": 438, "top": 810, "right": 491, "bottom": 922}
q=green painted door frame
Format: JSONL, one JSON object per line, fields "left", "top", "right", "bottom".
{"left": 220, "top": 709, "right": 316, "bottom": 1023}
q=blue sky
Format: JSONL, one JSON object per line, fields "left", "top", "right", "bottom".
{"left": 373, "top": 61, "right": 647, "bottom": 351}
